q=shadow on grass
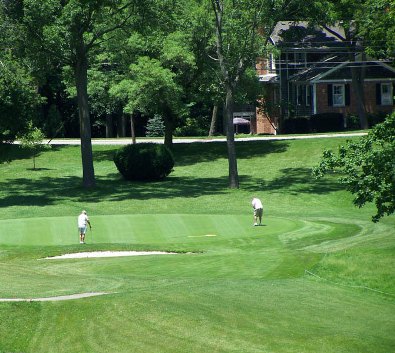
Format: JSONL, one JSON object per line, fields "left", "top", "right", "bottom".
{"left": 92, "top": 140, "right": 290, "bottom": 166}
{"left": 0, "top": 144, "right": 34, "bottom": 163}
{"left": 263, "top": 167, "right": 343, "bottom": 194}
{"left": 3, "top": 140, "right": 289, "bottom": 168}
{"left": 0, "top": 140, "right": 341, "bottom": 208}
{"left": 0, "top": 144, "right": 64, "bottom": 163}
{"left": 0, "top": 173, "right": 258, "bottom": 207}
{"left": 0, "top": 168, "right": 342, "bottom": 208}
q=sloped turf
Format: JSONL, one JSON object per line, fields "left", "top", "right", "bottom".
{"left": 0, "top": 139, "right": 394, "bottom": 353}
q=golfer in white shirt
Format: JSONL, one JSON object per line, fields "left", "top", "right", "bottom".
{"left": 78, "top": 210, "right": 91, "bottom": 244}
{"left": 251, "top": 197, "right": 263, "bottom": 226}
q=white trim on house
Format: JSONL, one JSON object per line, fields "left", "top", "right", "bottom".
{"left": 313, "top": 83, "right": 317, "bottom": 114}
{"left": 309, "top": 61, "right": 349, "bottom": 83}
{"left": 377, "top": 61, "right": 395, "bottom": 73}
{"left": 312, "top": 78, "right": 395, "bottom": 83}
{"left": 310, "top": 60, "right": 395, "bottom": 83}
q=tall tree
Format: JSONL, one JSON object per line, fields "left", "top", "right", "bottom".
{"left": 356, "top": 0, "right": 395, "bottom": 59}
{"left": 208, "top": 0, "right": 293, "bottom": 188}
{"left": 109, "top": 0, "right": 198, "bottom": 148}
{"left": 110, "top": 56, "right": 184, "bottom": 148}
{"left": 304, "top": 0, "right": 395, "bottom": 129}
{"left": 0, "top": 1, "right": 42, "bottom": 143}
{"left": 15, "top": 0, "right": 146, "bottom": 187}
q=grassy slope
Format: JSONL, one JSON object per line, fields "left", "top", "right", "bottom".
{"left": 0, "top": 137, "right": 394, "bottom": 353}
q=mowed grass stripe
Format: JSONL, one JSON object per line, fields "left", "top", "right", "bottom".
{"left": 12, "top": 279, "right": 395, "bottom": 353}
{"left": 0, "top": 214, "right": 299, "bottom": 246}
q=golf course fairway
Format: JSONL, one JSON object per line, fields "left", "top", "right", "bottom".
{"left": 0, "top": 139, "right": 394, "bottom": 353}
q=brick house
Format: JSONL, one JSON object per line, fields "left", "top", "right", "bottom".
{"left": 246, "top": 21, "right": 395, "bottom": 134}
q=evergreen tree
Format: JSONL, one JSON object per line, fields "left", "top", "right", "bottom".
{"left": 146, "top": 114, "right": 165, "bottom": 137}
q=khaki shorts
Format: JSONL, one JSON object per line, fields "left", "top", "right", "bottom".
{"left": 254, "top": 208, "right": 263, "bottom": 217}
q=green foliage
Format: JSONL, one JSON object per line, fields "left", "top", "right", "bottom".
{"left": 113, "top": 143, "right": 174, "bottom": 181}
{"left": 145, "top": 114, "right": 165, "bottom": 137}
{"left": 356, "top": 0, "right": 395, "bottom": 58}
{"left": 313, "top": 112, "right": 395, "bottom": 222}
{"left": 0, "top": 54, "right": 43, "bottom": 142}
{"left": 16, "top": 121, "right": 50, "bottom": 169}
{"left": 110, "top": 56, "right": 182, "bottom": 115}
{"left": 174, "top": 116, "right": 210, "bottom": 136}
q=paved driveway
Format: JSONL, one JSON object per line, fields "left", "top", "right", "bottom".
{"left": 46, "top": 132, "right": 367, "bottom": 145}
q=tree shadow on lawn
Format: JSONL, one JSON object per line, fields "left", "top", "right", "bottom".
{"left": 92, "top": 140, "right": 290, "bottom": 166}
{"left": 0, "top": 174, "right": 255, "bottom": 207}
{"left": 262, "top": 167, "right": 343, "bottom": 195}
{"left": 0, "top": 167, "right": 341, "bottom": 208}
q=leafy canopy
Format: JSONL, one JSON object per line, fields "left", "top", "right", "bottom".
{"left": 313, "top": 112, "right": 395, "bottom": 222}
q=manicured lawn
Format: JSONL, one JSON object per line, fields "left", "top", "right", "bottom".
{"left": 0, "top": 137, "right": 394, "bottom": 353}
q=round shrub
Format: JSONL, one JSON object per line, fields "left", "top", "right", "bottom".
{"left": 114, "top": 143, "right": 174, "bottom": 181}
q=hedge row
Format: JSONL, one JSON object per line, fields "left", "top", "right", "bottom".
{"left": 282, "top": 112, "right": 387, "bottom": 134}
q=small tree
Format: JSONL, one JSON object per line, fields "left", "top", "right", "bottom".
{"left": 146, "top": 114, "right": 165, "bottom": 137}
{"left": 17, "top": 122, "right": 50, "bottom": 170}
{"left": 313, "top": 112, "right": 395, "bottom": 222}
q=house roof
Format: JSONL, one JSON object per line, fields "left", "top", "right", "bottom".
{"left": 270, "top": 21, "right": 349, "bottom": 51}
{"left": 290, "top": 56, "right": 395, "bottom": 82}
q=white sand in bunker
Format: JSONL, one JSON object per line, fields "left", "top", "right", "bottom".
{"left": 44, "top": 251, "right": 178, "bottom": 260}
{"left": 0, "top": 292, "right": 110, "bottom": 302}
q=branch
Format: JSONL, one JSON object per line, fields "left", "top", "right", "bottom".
{"left": 208, "top": 54, "right": 219, "bottom": 61}
{"left": 87, "top": 1, "right": 137, "bottom": 49}
{"left": 322, "top": 24, "right": 346, "bottom": 42}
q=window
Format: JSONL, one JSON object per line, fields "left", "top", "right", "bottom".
{"left": 306, "top": 85, "right": 311, "bottom": 106}
{"left": 333, "top": 84, "right": 345, "bottom": 106}
{"left": 296, "top": 85, "right": 303, "bottom": 106}
{"left": 381, "top": 83, "right": 393, "bottom": 105}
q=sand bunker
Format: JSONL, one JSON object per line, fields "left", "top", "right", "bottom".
{"left": 0, "top": 292, "right": 109, "bottom": 302}
{"left": 44, "top": 251, "right": 178, "bottom": 260}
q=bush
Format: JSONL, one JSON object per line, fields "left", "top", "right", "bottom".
{"left": 114, "top": 143, "right": 174, "bottom": 181}
{"left": 282, "top": 117, "right": 310, "bottom": 134}
{"left": 367, "top": 112, "right": 387, "bottom": 128}
{"left": 310, "top": 113, "right": 344, "bottom": 132}
{"left": 174, "top": 117, "right": 210, "bottom": 137}
{"left": 345, "top": 115, "right": 360, "bottom": 130}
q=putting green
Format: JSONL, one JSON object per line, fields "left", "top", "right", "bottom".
{"left": 0, "top": 214, "right": 300, "bottom": 246}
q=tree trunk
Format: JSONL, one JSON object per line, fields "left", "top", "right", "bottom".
{"left": 225, "top": 86, "right": 239, "bottom": 188}
{"left": 209, "top": 104, "right": 218, "bottom": 136}
{"left": 75, "top": 40, "right": 95, "bottom": 188}
{"left": 163, "top": 115, "right": 173, "bottom": 149}
{"left": 130, "top": 114, "right": 136, "bottom": 144}
{"left": 349, "top": 51, "right": 368, "bottom": 129}
{"left": 105, "top": 114, "right": 113, "bottom": 138}
{"left": 117, "top": 114, "right": 127, "bottom": 137}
